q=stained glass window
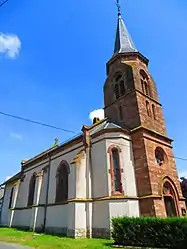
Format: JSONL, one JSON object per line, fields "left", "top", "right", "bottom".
{"left": 56, "top": 162, "right": 69, "bottom": 202}
{"left": 28, "top": 173, "right": 36, "bottom": 206}
{"left": 112, "top": 149, "right": 121, "bottom": 192}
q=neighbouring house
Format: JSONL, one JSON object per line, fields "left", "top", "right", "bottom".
{"left": 180, "top": 177, "right": 187, "bottom": 211}
{"left": 0, "top": 187, "right": 4, "bottom": 223}
{"left": 0, "top": 4, "right": 186, "bottom": 238}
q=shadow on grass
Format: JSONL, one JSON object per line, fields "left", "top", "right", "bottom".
{"left": 102, "top": 242, "right": 114, "bottom": 248}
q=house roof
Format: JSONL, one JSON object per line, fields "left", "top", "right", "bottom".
{"left": 0, "top": 187, "right": 4, "bottom": 200}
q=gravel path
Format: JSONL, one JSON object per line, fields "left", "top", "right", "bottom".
{"left": 0, "top": 244, "right": 32, "bottom": 249}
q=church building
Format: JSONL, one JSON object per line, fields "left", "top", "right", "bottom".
{"left": 0, "top": 3, "right": 186, "bottom": 238}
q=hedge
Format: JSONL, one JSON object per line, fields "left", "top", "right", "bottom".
{"left": 112, "top": 217, "right": 187, "bottom": 249}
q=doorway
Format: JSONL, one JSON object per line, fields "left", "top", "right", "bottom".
{"left": 163, "top": 181, "right": 178, "bottom": 217}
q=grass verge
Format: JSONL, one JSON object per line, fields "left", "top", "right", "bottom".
{"left": 0, "top": 228, "right": 113, "bottom": 249}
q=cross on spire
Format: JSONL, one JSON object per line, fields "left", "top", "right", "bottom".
{"left": 116, "top": 0, "right": 121, "bottom": 16}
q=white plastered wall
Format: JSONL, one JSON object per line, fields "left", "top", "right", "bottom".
{"left": 45, "top": 142, "right": 85, "bottom": 233}
{"left": 91, "top": 131, "right": 140, "bottom": 232}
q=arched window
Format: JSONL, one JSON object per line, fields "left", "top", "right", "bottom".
{"left": 28, "top": 173, "right": 36, "bottom": 206}
{"left": 141, "top": 79, "right": 145, "bottom": 94}
{"left": 114, "top": 72, "right": 126, "bottom": 99}
{"left": 146, "top": 101, "right": 151, "bottom": 117}
{"left": 140, "top": 70, "right": 151, "bottom": 97}
{"left": 112, "top": 149, "right": 122, "bottom": 192}
{"left": 119, "top": 106, "right": 123, "bottom": 120}
{"left": 115, "top": 74, "right": 122, "bottom": 82}
{"left": 9, "top": 187, "right": 14, "bottom": 209}
{"left": 55, "top": 161, "right": 69, "bottom": 203}
{"left": 152, "top": 104, "right": 156, "bottom": 119}
{"left": 155, "top": 147, "right": 166, "bottom": 166}
{"left": 120, "top": 80, "right": 126, "bottom": 95}
{"left": 115, "top": 84, "right": 120, "bottom": 99}
{"left": 108, "top": 145, "right": 123, "bottom": 195}
{"left": 145, "top": 83, "right": 150, "bottom": 96}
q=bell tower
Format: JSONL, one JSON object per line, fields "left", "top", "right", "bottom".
{"left": 104, "top": 1, "right": 186, "bottom": 217}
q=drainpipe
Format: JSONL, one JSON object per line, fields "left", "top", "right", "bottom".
{"left": 82, "top": 126, "right": 92, "bottom": 238}
{"left": 43, "top": 153, "right": 51, "bottom": 231}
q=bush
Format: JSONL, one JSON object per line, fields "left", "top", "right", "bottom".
{"left": 112, "top": 217, "right": 187, "bottom": 249}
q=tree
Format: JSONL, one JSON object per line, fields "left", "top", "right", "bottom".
{"left": 180, "top": 177, "right": 187, "bottom": 207}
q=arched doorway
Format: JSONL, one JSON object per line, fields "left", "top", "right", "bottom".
{"left": 163, "top": 181, "right": 178, "bottom": 217}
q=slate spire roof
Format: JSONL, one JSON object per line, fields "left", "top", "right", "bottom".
{"left": 113, "top": 1, "right": 137, "bottom": 55}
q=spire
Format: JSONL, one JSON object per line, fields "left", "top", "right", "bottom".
{"left": 114, "top": 0, "right": 137, "bottom": 55}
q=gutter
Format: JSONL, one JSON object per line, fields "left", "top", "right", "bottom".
{"left": 43, "top": 153, "right": 51, "bottom": 231}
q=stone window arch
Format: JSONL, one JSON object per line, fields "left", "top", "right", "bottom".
{"left": 108, "top": 145, "right": 123, "bottom": 195}
{"left": 140, "top": 69, "right": 151, "bottom": 97}
{"left": 115, "top": 73, "right": 122, "bottom": 82}
{"left": 114, "top": 72, "right": 126, "bottom": 99}
{"left": 163, "top": 180, "right": 179, "bottom": 217}
{"left": 155, "top": 147, "right": 167, "bottom": 166}
{"left": 55, "top": 160, "right": 70, "bottom": 203}
{"left": 28, "top": 173, "right": 36, "bottom": 206}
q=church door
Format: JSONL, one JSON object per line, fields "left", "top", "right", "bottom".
{"left": 164, "top": 196, "right": 177, "bottom": 217}
{"left": 163, "top": 181, "right": 178, "bottom": 217}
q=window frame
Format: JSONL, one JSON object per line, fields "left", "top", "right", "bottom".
{"left": 146, "top": 100, "right": 151, "bottom": 117}
{"left": 155, "top": 147, "right": 167, "bottom": 166}
{"left": 55, "top": 160, "right": 70, "bottom": 203}
{"left": 108, "top": 145, "right": 124, "bottom": 196}
{"left": 119, "top": 80, "right": 126, "bottom": 95}
{"left": 27, "top": 173, "right": 36, "bottom": 206}
{"left": 152, "top": 104, "right": 156, "bottom": 120}
{"left": 9, "top": 187, "right": 14, "bottom": 209}
{"left": 115, "top": 84, "right": 120, "bottom": 99}
{"left": 140, "top": 69, "right": 151, "bottom": 97}
{"left": 119, "top": 106, "right": 123, "bottom": 120}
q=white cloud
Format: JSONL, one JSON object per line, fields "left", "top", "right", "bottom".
{"left": 89, "top": 109, "right": 105, "bottom": 122}
{"left": 10, "top": 132, "right": 23, "bottom": 141}
{"left": 0, "top": 33, "right": 21, "bottom": 59}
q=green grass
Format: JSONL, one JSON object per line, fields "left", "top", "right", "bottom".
{"left": 0, "top": 228, "right": 113, "bottom": 248}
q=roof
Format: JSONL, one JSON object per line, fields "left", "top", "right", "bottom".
{"left": 90, "top": 119, "right": 124, "bottom": 135}
{"left": 22, "top": 133, "right": 82, "bottom": 167}
{"left": 113, "top": 13, "right": 137, "bottom": 55}
{"left": 0, "top": 171, "right": 21, "bottom": 187}
{"left": 1, "top": 119, "right": 130, "bottom": 187}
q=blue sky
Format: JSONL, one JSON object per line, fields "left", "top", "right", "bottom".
{"left": 0, "top": 0, "right": 187, "bottom": 182}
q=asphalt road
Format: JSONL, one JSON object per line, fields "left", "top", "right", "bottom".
{"left": 0, "top": 244, "right": 32, "bottom": 249}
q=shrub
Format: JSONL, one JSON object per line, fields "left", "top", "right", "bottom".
{"left": 112, "top": 217, "right": 187, "bottom": 249}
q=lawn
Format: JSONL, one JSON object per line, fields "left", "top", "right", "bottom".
{"left": 0, "top": 228, "right": 114, "bottom": 249}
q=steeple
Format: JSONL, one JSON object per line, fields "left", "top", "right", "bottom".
{"left": 113, "top": 0, "right": 137, "bottom": 55}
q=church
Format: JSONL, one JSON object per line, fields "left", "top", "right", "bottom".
{"left": 0, "top": 3, "right": 186, "bottom": 238}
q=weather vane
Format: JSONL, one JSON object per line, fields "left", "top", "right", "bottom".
{"left": 116, "top": 0, "right": 121, "bottom": 16}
